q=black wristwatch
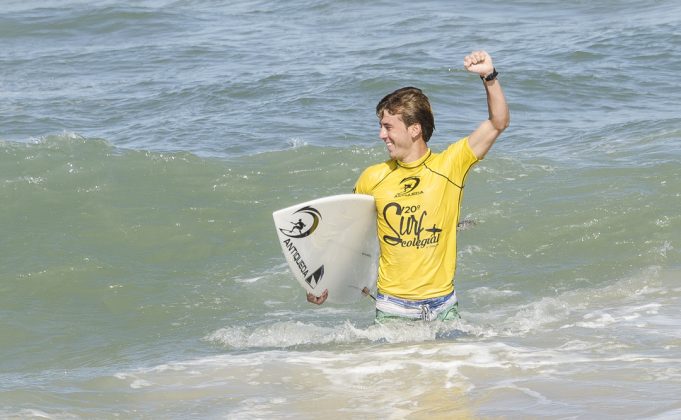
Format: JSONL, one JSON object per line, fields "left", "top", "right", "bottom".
{"left": 480, "top": 68, "right": 498, "bottom": 82}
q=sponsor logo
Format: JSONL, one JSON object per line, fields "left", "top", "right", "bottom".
{"left": 305, "top": 265, "right": 325, "bottom": 289}
{"left": 382, "top": 202, "right": 441, "bottom": 249}
{"left": 281, "top": 238, "right": 325, "bottom": 288}
{"left": 282, "top": 238, "right": 310, "bottom": 278}
{"left": 395, "top": 176, "right": 423, "bottom": 198}
{"left": 279, "top": 206, "right": 321, "bottom": 238}
{"left": 278, "top": 206, "right": 325, "bottom": 288}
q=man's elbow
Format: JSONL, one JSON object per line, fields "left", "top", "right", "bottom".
{"left": 492, "top": 113, "right": 510, "bottom": 132}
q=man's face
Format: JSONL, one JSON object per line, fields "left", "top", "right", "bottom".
{"left": 379, "top": 111, "right": 414, "bottom": 161}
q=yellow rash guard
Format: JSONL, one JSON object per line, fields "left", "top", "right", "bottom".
{"left": 354, "top": 137, "right": 478, "bottom": 300}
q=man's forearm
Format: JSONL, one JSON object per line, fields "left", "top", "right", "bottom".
{"left": 483, "top": 76, "right": 510, "bottom": 132}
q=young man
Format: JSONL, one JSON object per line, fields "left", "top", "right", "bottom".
{"left": 307, "top": 51, "right": 509, "bottom": 321}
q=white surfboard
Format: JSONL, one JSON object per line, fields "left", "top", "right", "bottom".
{"left": 272, "top": 194, "right": 378, "bottom": 304}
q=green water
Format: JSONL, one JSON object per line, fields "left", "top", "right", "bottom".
{"left": 2, "top": 0, "right": 681, "bottom": 417}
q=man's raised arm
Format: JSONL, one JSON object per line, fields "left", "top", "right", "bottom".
{"left": 464, "top": 50, "right": 510, "bottom": 159}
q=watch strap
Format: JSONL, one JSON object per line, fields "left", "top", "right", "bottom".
{"left": 480, "top": 68, "right": 498, "bottom": 82}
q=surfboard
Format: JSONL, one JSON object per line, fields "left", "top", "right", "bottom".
{"left": 272, "top": 194, "right": 379, "bottom": 304}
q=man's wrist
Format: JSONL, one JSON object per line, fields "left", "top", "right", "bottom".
{"left": 480, "top": 68, "right": 498, "bottom": 82}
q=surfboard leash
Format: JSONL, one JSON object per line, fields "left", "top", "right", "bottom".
{"left": 362, "top": 287, "right": 377, "bottom": 301}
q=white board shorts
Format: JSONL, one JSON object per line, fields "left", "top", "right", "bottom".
{"left": 375, "top": 290, "right": 459, "bottom": 322}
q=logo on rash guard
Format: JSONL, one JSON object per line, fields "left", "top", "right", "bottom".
{"left": 395, "top": 176, "right": 423, "bottom": 197}
{"left": 382, "top": 202, "right": 441, "bottom": 249}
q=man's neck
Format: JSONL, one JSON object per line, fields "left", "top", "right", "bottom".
{"left": 399, "top": 141, "right": 429, "bottom": 163}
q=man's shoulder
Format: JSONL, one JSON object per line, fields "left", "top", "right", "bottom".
{"left": 440, "top": 137, "right": 472, "bottom": 156}
{"left": 430, "top": 137, "right": 477, "bottom": 164}
{"left": 362, "top": 159, "right": 397, "bottom": 176}
{"left": 355, "top": 159, "right": 397, "bottom": 193}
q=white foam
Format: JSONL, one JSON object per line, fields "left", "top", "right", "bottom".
{"left": 287, "top": 137, "right": 308, "bottom": 148}
{"left": 206, "top": 322, "right": 341, "bottom": 348}
{"left": 205, "top": 319, "right": 468, "bottom": 350}
{"left": 109, "top": 326, "right": 681, "bottom": 420}
{"left": 575, "top": 312, "right": 617, "bottom": 328}
{"left": 468, "top": 286, "right": 521, "bottom": 299}
{"left": 16, "top": 410, "right": 53, "bottom": 419}
{"left": 233, "top": 276, "right": 263, "bottom": 283}
{"left": 130, "top": 379, "right": 153, "bottom": 389}
{"left": 458, "top": 244, "right": 482, "bottom": 255}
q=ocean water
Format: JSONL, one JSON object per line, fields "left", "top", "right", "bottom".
{"left": 2, "top": 0, "right": 680, "bottom": 418}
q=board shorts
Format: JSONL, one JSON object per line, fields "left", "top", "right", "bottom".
{"left": 375, "top": 290, "right": 460, "bottom": 322}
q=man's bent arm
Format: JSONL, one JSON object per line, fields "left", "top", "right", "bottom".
{"left": 464, "top": 51, "right": 510, "bottom": 159}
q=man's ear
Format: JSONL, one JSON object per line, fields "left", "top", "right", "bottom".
{"left": 409, "top": 123, "right": 422, "bottom": 140}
